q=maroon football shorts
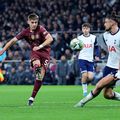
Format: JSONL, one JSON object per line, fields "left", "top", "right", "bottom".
{"left": 30, "top": 51, "right": 50, "bottom": 71}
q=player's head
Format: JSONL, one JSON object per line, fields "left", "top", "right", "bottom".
{"left": 82, "top": 23, "right": 91, "bottom": 35}
{"left": 104, "top": 12, "right": 120, "bottom": 31}
{"left": 27, "top": 13, "right": 39, "bottom": 30}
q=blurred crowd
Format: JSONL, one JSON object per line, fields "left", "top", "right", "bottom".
{"left": 0, "top": 55, "right": 105, "bottom": 85}
{"left": 0, "top": 0, "right": 119, "bottom": 85}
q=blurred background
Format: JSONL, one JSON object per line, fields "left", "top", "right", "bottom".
{"left": 0, "top": 0, "right": 120, "bottom": 85}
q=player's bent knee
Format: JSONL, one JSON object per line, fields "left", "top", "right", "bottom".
{"left": 88, "top": 77, "right": 93, "bottom": 81}
{"left": 103, "top": 93, "right": 113, "bottom": 99}
{"left": 82, "top": 74, "right": 88, "bottom": 79}
{"left": 36, "top": 69, "right": 43, "bottom": 81}
{"left": 33, "top": 64, "right": 43, "bottom": 81}
{"left": 88, "top": 72, "right": 93, "bottom": 79}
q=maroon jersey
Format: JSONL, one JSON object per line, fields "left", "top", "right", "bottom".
{"left": 16, "top": 25, "right": 51, "bottom": 70}
{"left": 16, "top": 25, "right": 51, "bottom": 56}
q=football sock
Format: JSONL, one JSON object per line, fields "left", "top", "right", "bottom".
{"left": 82, "top": 83, "right": 87, "bottom": 94}
{"left": 81, "top": 91, "right": 94, "bottom": 104}
{"left": 112, "top": 92, "right": 120, "bottom": 101}
{"left": 31, "top": 80, "right": 42, "bottom": 98}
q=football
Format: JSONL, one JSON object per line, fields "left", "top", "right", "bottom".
{"left": 70, "top": 38, "right": 83, "bottom": 51}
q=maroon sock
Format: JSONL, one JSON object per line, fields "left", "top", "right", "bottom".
{"left": 31, "top": 80, "right": 42, "bottom": 98}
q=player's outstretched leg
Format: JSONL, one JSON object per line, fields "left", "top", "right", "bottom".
{"left": 74, "top": 75, "right": 115, "bottom": 107}
{"left": 74, "top": 80, "right": 103, "bottom": 107}
{"left": 74, "top": 91, "right": 94, "bottom": 107}
{"left": 28, "top": 64, "right": 45, "bottom": 106}
{"left": 28, "top": 80, "right": 43, "bottom": 106}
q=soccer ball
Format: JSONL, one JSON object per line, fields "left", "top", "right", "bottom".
{"left": 70, "top": 38, "right": 83, "bottom": 51}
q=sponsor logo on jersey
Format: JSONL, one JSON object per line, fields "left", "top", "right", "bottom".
{"left": 84, "top": 44, "right": 92, "bottom": 48}
{"left": 108, "top": 46, "right": 116, "bottom": 52}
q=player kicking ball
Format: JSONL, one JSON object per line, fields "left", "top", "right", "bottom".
{"left": 0, "top": 13, "right": 53, "bottom": 106}
{"left": 74, "top": 12, "right": 120, "bottom": 107}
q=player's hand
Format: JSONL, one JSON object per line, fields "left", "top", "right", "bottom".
{"left": 33, "top": 44, "right": 43, "bottom": 51}
{"left": 0, "top": 50, "right": 5, "bottom": 55}
{"left": 33, "top": 46, "right": 40, "bottom": 51}
{"left": 115, "top": 70, "right": 120, "bottom": 79}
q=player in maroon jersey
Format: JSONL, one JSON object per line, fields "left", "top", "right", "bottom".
{"left": 0, "top": 13, "right": 53, "bottom": 106}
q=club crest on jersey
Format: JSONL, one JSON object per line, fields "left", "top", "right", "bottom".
{"left": 36, "top": 34, "right": 39, "bottom": 39}
{"left": 84, "top": 44, "right": 92, "bottom": 48}
{"left": 108, "top": 46, "right": 116, "bottom": 52}
{"left": 31, "top": 35, "right": 35, "bottom": 40}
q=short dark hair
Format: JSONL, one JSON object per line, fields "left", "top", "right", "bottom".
{"left": 28, "top": 13, "right": 39, "bottom": 20}
{"left": 82, "top": 23, "right": 91, "bottom": 28}
{"left": 106, "top": 11, "right": 120, "bottom": 23}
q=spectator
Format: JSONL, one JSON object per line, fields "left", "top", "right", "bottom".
{"left": 0, "top": 0, "right": 120, "bottom": 85}
{"left": 55, "top": 55, "right": 70, "bottom": 85}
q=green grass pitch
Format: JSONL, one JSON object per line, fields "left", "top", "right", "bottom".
{"left": 0, "top": 85, "right": 120, "bottom": 120}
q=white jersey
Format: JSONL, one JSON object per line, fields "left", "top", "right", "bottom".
{"left": 103, "top": 30, "right": 120, "bottom": 69}
{"left": 78, "top": 34, "right": 96, "bottom": 62}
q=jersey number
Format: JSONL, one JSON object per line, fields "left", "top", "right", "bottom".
{"left": 44, "top": 59, "right": 49, "bottom": 68}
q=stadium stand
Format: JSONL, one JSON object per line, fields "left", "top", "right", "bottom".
{"left": 0, "top": 0, "right": 120, "bottom": 85}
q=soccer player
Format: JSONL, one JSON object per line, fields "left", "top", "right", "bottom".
{"left": 77, "top": 23, "right": 100, "bottom": 96}
{"left": 0, "top": 13, "right": 53, "bottom": 106}
{"left": 74, "top": 12, "right": 120, "bottom": 107}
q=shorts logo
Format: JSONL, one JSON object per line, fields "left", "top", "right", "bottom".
{"left": 44, "top": 59, "right": 49, "bottom": 68}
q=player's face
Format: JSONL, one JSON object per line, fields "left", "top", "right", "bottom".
{"left": 82, "top": 27, "right": 90, "bottom": 35}
{"left": 28, "top": 19, "right": 38, "bottom": 30}
{"left": 104, "top": 18, "right": 113, "bottom": 31}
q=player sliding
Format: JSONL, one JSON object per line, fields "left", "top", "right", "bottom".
{"left": 0, "top": 13, "right": 53, "bottom": 106}
{"left": 74, "top": 12, "right": 120, "bottom": 107}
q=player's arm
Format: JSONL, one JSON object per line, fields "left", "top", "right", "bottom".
{"left": 39, "top": 33, "right": 53, "bottom": 48}
{"left": 94, "top": 37, "right": 100, "bottom": 61}
{"left": 33, "top": 33, "right": 53, "bottom": 51}
{"left": 0, "top": 29, "right": 25, "bottom": 55}
{"left": 0, "top": 37, "right": 18, "bottom": 55}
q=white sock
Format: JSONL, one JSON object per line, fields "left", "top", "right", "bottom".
{"left": 81, "top": 91, "right": 94, "bottom": 104}
{"left": 82, "top": 83, "right": 87, "bottom": 93}
{"left": 113, "top": 92, "right": 120, "bottom": 101}
{"left": 29, "top": 97, "right": 34, "bottom": 101}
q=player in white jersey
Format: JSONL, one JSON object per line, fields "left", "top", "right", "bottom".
{"left": 74, "top": 12, "right": 120, "bottom": 107}
{"left": 78, "top": 23, "right": 100, "bottom": 96}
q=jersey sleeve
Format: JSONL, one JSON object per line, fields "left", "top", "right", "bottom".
{"left": 40, "top": 26, "right": 49, "bottom": 40}
{"left": 102, "top": 34, "right": 107, "bottom": 46}
{"left": 94, "top": 37, "right": 98, "bottom": 46}
{"left": 94, "top": 37, "right": 100, "bottom": 57}
{"left": 15, "top": 29, "right": 26, "bottom": 40}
